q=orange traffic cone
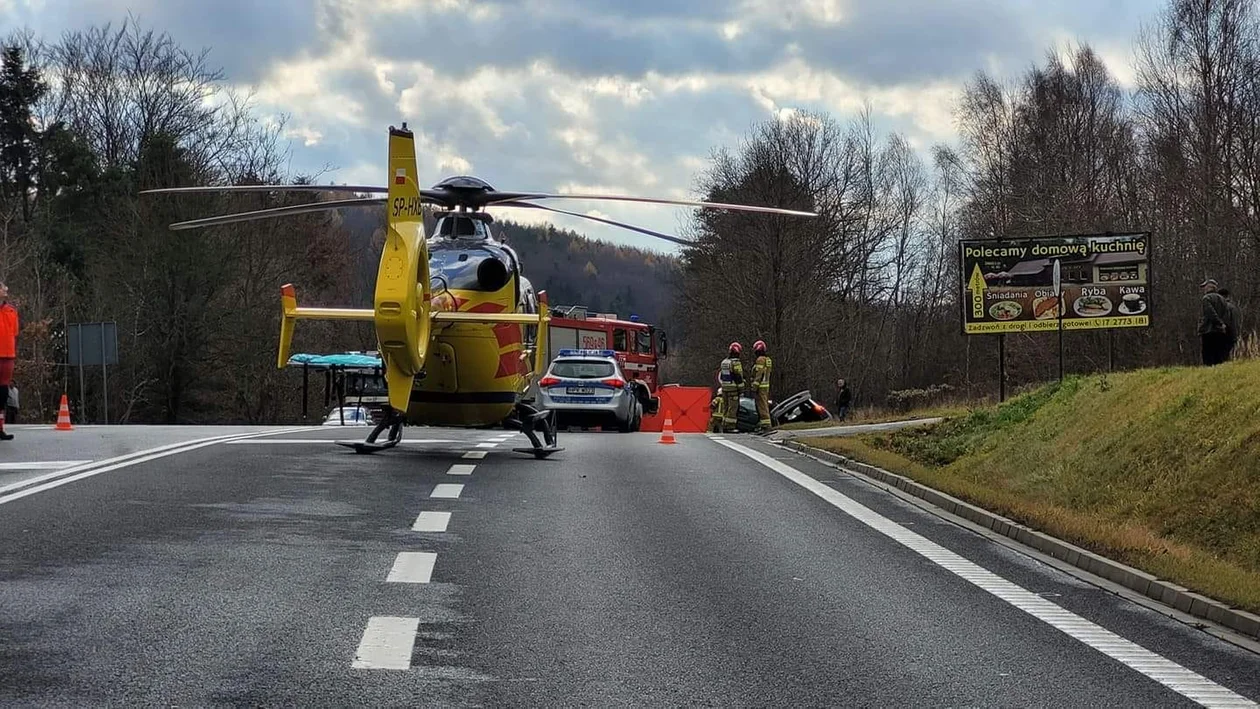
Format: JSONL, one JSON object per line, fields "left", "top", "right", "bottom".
{"left": 55, "top": 394, "right": 73, "bottom": 431}
{"left": 658, "top": 410, "right": 676, "bottom": 445}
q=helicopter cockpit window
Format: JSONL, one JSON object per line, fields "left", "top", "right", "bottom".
{"left": 436, "top": 216, "right": 489, "bottom": 239}
{"left": 429, "top": 245, "right": 512, "bottom": 292}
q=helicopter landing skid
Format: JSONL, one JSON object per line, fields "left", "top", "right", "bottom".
{"left": 337, "top": 410, "right": 405, "bottom": 454}
{"left": 507, "top": 402, "right": 564, "bottom": 459}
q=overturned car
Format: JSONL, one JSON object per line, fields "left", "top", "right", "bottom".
{"left": 728, "top": 390, "right": 832, "bottom": 432}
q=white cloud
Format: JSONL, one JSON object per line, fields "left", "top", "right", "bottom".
{"left": 7, "top": 0, "right": 1139, "bottom": 252}
{"left": 286, "top": 126, "right": 324, "bottom": 147}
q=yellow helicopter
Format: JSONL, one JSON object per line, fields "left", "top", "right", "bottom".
{"left": 141, "top": 124, "right": 816, "bottom": 457}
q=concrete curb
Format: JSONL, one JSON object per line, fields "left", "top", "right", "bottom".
{"left": 778, "top": 439, "right": 1260, "bottom": 642}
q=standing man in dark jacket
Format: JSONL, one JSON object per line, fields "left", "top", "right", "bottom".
{"left": 1199, "top": 279, "right": 1231, "bottom": 366}
{"left": 834, "top": 378, "right": 852, "bottom": 421}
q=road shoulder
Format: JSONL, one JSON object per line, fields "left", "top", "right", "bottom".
{"left": 769, "top": 434, "right": 1260, "bottom": 652}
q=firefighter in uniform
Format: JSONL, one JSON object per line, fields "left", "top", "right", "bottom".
{"left": 708, "top": 387, "right": 724, "bottom": 433}
{"left": 718, "top": 342, "right": 744, "bottom": 432}
{"left": 751, "top": 340, "right": 772, "bottom": 431}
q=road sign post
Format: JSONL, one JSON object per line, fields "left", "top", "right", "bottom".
{"left": 67, "top": 322, "right": 119, "bottom": 424}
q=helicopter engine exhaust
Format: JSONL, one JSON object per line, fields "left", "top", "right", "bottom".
{"left": 477, "top": 257, "right": 510, "bottom": 292}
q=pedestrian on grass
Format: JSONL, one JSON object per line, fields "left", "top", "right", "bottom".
{"left": 834, "top": 378, "right": 852, "bottom": 421}
{"left": 1199, "top": 279, "right": 1232, "bottom": 366}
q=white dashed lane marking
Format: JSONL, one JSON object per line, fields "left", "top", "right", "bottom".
{"left": 412, "top": 511, "right": 451, "bottom": 532}
{"left": 386, "top": 552, "right": 437, "bottom": 583}
{"left": 352, "top": 616, "right": 420, "bottom": 670}
{"left": 475, "top": 442, "right": 497, "bottom": 448}
{"left": 446, "top": 464, "right": 475, "bottom": 476}
{"left": 715, "top": 439, "right": 1258, "bottom": 709}
{"left": 431, "top": 483, "right": 464, "bottom": 499}
{"left": 463, "top": 451, "right": 487, "bottom": 460}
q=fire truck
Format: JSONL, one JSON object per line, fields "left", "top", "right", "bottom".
{"left": 546, "top": 305, "right": 667, "bottom": 414}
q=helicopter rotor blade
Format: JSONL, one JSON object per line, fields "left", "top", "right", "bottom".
{"left": 166, "top": 197, "right": 388, "bottom": 231}
{"left": 493, "top": 201, "right": 692, "bottom": 246}
{"left": 486, "top": 191, "right": 818, "bottom": 217}
{"left": 141, "top": 184, "right": 388, "bottom": 195}
{"left": 142, "top": 184, "right": 458, "bottom": 206}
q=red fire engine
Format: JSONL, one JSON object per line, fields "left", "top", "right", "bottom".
{"left": 547, "top": 305, "right": 668, "bottom": 394}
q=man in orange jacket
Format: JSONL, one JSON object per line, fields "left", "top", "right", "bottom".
{"left": 0, "top": 282, "right": 17, "bottom": 440}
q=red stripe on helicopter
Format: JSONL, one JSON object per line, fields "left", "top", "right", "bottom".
{"left": 443, "top": 300, "right": 525, "bottom": 379}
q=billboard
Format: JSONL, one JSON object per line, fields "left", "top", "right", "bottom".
{"left": 959, "top": 232, "right": 1150, "bottom": 335}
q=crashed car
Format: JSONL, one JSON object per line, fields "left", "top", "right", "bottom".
{"left": 733, "top": 390, "right": 831, "bottom": 432}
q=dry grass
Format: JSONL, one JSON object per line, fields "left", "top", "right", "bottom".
{"left": 809, "top": 365, "right": 1260, "bottom": 615}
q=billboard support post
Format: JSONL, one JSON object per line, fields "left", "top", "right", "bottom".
{"left": 1054, "top": 259, "right": 1063, "bottom": 382}
{"left": 999, "top": 334, "right": 1006, "bottom": 402}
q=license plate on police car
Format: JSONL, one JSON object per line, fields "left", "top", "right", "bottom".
{"left": 567, "top": 387, "right": 595, "bottom": 395}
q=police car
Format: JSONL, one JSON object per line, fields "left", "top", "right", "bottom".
{"left": 537, "top": 349, "right": 643, "bottom": 432}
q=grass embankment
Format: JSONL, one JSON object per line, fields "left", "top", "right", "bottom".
{"left": 810, "top": 363, "right": 1260, "bottom": 615}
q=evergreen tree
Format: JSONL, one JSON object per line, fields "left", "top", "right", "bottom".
{"left": 0, "top": 44, "right": 47, "bottom": 222}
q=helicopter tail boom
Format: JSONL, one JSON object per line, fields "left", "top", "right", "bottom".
{"left": 277, "top": 283, "right": 375, "bottom": 369}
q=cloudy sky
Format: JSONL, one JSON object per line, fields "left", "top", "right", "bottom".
{"left": 3, "top": 0, "right": 1159, "bottom": 253}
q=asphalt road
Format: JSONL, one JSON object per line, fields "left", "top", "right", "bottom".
{"left": 0, "top": 426, "right": 1257, "bottom": 707}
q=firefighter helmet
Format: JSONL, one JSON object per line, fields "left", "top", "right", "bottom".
{"left": 729, "top": 342, "right": 742, "bottom": 355}
{"left": 754, "top": 340, "right": 766, "bottom": 354}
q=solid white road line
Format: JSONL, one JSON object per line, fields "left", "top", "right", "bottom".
{"left": 0, "top": 428, "right": 313, "bottom": 505}
{"left": 715, "top": 439, "right": 1258, "bottom": 709}
{"left": 386, "top": 552, "right": 438, "bottom": 583}
{"left": 431, "top": 483, "right": 464, "bottom": 499}
{"left": 352, "top": 616, "right": 420, "bottom": 670}
{"left": 226, "top": 438, "right": 460, "bottom": 445}
{"left": 0, "top": 460, "right": 91, "bottom": 470}
{"left": 412, "top": 511, "right": 451, "bottom": 532}
{"left": 446, "top": 464, "right": 476, "bottom": 476}
{"left": 463, "top": 451, "right": 487, "bottom": 460}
